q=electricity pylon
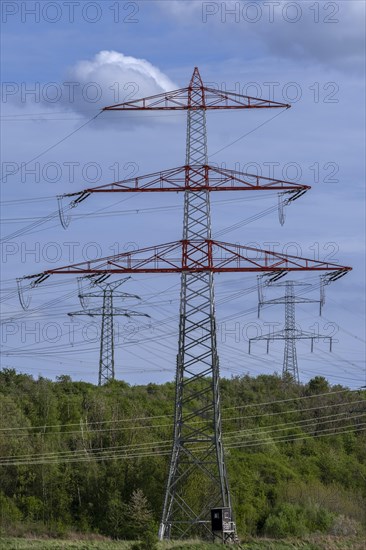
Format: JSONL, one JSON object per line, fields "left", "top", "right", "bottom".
{"left": 20, "top": 68, "right": 351, "bottom": 543}
{"left": 68, "top": 277, "right": 147, "bottom": 385}
{"left": 249, "top": 279, "right": 332, "bottom": 383}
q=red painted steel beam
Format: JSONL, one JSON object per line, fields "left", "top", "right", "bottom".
{"left": 102, "top": 88, "right": 289, "bottom": 111}
{"left": 62, "top": 165, "right": 310, "bottom": 200}
{"left": 23, "top": 240, "right": 351, "bottom": 282}
{"left": 102, "top": 67, "right": 290, "bottom": 112}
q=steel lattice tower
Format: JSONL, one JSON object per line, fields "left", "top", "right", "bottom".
{"left": 160, "top": 70, "right": 231, "bottom": 540}
{"left": 19, "top": 67, "right": 352, "bottom": 544}
{"left": 283, "top": 281, "right": 300, "bottom": 381}
{"left": 249, "top": 280, "right": 332, "bottom": 383}
{"left": 68, "top": 278, "right": 146, "bottom": 385}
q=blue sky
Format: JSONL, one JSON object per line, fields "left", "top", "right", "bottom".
{"left": 1, "top": 0, "right": 365, "bottom": 388}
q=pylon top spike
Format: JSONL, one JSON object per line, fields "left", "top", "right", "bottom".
{"left": 189, "top": 67, "right": 203, "bottom": 87}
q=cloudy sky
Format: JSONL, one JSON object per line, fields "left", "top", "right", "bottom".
{"left": 1, "top": 0, "right": 365, "bottom": 388}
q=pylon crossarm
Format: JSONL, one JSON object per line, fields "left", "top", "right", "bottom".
{"left": 249, "top": 330, "right": 333, "bottom": 355}
{"left": 208, "top": 166, "right": 309, "bottom": 191}
{"left": 81, "top": 292, "right": 140, "bottom": 300}
{"left": 103, "top": 87, "right": 190, "bottom": 110}
{"left": 202, "top": 87, "right": 290, "bottom": 109}
{"left": 60, "top": 165, "right": 309, "bottom": 203}
{"left": 21, "top": 239, "right": 351, "bottom": 285}
{"left": 112, "top": 309, "right": 150, "bottom": 317}
{"left": 68, "top": 307, "right": 148, "bottom": 317}
{"left": 250, "top": 328, "right": 333, "bottom": 341}
{"left": 102, "top": 86, "right": 289, "bottom": 110}
{"left": 261, "top": 296, "right": 322, "bottom": 306}
{"left": 68, "top": 308, "right": 101, "bottom": 317}
{"left": 102, "top": 67, "right": 290, "bottom": 111}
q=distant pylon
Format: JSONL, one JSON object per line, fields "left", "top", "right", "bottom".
{"left": 249, "top": 279, "right": 332, "bottom": 383}
{"left": 68, "top": 277, "right": 148, "bottom": 385}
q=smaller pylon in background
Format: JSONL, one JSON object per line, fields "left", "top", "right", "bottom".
{"left": 68, "top": 277, "right": 148, "bottom": 385}
{"left": 249, "top": 278, "right": 332, "bottom": 383}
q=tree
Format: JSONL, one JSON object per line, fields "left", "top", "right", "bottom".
{"left": 104, "top": 492, "right": 128, "bottom": 539}
{"left": 128, "top": 489, "right": 154, "bottom": 531}
{"left": 126, "top": 488, "right": 158, "bottom": 547}
{"left": 306, "top": 376, "right": 330, "bottom": 395}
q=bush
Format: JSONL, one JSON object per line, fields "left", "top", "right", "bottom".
{"left": 263, "top": 502, "right": 335, "bottom": 538}
{"left": 130, "top": 522, "right": 158, "bottom": 550}
{"left": 305, "top": 505, "right": 334, "bottom": 532}
{"left": 0, "top": 492, "right": 22, "bottom": 531}
{"left": 263, "top": 503, "right": 307, "bottom": 538}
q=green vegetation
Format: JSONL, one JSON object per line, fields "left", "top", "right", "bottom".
{"left": 1, "top": 538, "right": 366, "bottom": 550}
{"left": 0, "top": 369, "right": 365, "bottom": 546}
{"left": 0, "top": 541, "right": 212, "bottom": 550}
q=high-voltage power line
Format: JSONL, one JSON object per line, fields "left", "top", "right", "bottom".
{"left": 19, "top": 68, "right": 351, "bottom": 543}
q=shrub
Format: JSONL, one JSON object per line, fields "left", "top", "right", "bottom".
{"left": 0, "top": 492, "right": 22, "bottom": 530}
{"left": 304, "top": 504, "right": 334, "bottom": 532}
{"left": 263, "top": 501, "right": 336, "bottom": 538}
{"left": 263, "top": 503, "right": 307, "bottom": 538}
{"left": 130, "top": 522, "right": 158, "bottom": 550}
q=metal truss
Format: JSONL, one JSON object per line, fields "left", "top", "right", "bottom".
{"left": 57, "top": 165, "right": 309, "bottom": 230}
{"left": 249, "top": 280, "right": 333, "bottom": 383}
{"left": 58, "top": 164, "right": 310, "bottom": 221}
{"left": 159, "top": 68, "right": 230, "bottom": 540}
{"left": 59, "top": 165, "right": 310, "bottom": 198}
{"left": 22, "top": 241, "right": 351, "bottom": 280}
{"left": 102, "top": 73, "right": 290, "bottom": 111}
{"left": 68, "top": 278, "right": 147, "bottom": 385}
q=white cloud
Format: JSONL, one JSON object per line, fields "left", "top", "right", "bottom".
{"left": 3, "top": 51, "right": 179, "bottom": 128}
{"left": 61, "top": 50, "right": 178, "bottom": 119}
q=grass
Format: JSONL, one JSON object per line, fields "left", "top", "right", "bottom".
{"left": 0, "top": 536, "right": 365, "bottom": 550}
{"left": 0, "top": 540, "right": 219, "bottom": 550}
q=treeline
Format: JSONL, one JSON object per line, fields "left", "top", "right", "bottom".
{"left": 0, "top": 369, "right": 365, "bottom": 541}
